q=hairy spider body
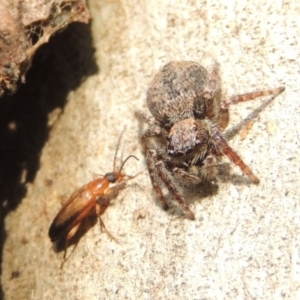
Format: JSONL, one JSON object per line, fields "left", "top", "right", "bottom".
{"left": 147, "top": 61, "right": 221, "bottom": 125}
{"left": 138, "top": 61, "right": 284, "bottom": 220}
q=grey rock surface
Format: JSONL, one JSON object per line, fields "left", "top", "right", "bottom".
{"left": 2, "top": 0, "right": 299, "bottom": 299}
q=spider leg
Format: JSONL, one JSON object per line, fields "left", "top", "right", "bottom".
{"left": 135, "top": 110, "right": 156, "bottom": 125}
{"left": 140, "top": 125, "right": 168, "bottom": 156}
{"left": 218, "top": 108, "right": 230, "bottom": 131}
{"left": 173, "top": 155, "right": 218, "bottom": 184}
{"left": 202, "top": 62, "right": 221, "bottom": 120}
{"left": 146, "top": 149, "right": 169, "bottom": 211}
{"left": 223, "top": 87, "right": 285, "bottom": 108}
{"left": 173, "top": 167, "right": 202, "bottom": 185}
{"left": 140, "top": 124, "right": 170, "bottom": 211}
{"left": 218, "top": 86, "right": 285, "bottom": 131}
{"left": 199, "top": 155, "right": 219, "bottom": 181}
{"left": 207, "top": 61, "right": 220, "bottom": 95}
{"left": 155, "top": 159, "right": 195, "bottom": 220}
{"left": 213, "top": 131, "right": 259, "bottom": 184}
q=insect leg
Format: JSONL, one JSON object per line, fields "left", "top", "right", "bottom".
{"left": 95, "top": 202, "right": 116, "bottom": 240}
{"left": 59, "top": 222, "right": 81, "bottom": 269}
{"left": 99, "top": 216, "right": 116, "bottom": 240}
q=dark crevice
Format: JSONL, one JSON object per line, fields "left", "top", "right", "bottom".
{"left": 0, "top": 22, "right": 98, "bottom": 298}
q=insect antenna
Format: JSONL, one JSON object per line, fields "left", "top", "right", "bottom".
{"left": 119, "top": 155, "right": 139, "bottom": 176}
{"left": 113, "top": 129, "right": 125, "bottom": 172}
{"left": 112, "top": 129, "right": 140, "bottom": 179}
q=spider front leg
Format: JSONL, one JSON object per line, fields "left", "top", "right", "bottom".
{"left": 154, "top": 157, "right": 195, "bottom": 220}
{"left": 140, "top": 124, "right": 168, "bottom": 154}
{"left": 146, "top": 149, "right": 195, "bottom": 219}
{"left": 198, "top": 155, "right": 219, "bottom": 181}
{"left": 223, "top": 87, "right": 285, "bottom": 108}
{"left": 140, "top": 124, "right": 170, "bottom": 210}
{"left": 172, "top": 155, "right": 218, "bottom": 185}
{"left": 172, "top": 167, "right": 203, "bottom": 185}
{"left": 140, "top": 120, "right": 195, "bottom": 219}
{"left": 218, "top": 86, "right": 285, "bottom": 131}
{"left": 213, "top": 131, "right": 259, "bottom": 184}
{"left": 146, "top": 149, "right": 169, "bottom": 211}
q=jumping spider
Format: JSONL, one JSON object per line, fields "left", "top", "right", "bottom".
{"left": 137, "top": 61, "right": 284, "bottom": 220}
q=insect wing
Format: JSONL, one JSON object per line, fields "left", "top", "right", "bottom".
{"left": 48, "top": 184, "right": 95, "bottom": 242}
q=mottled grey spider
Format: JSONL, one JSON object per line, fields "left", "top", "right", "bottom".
{"left": 137, "top": 61, "right": 284, "bottom": 220}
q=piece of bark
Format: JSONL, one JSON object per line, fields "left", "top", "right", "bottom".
{"left": 0, "top": 0, "right": 89, "bottom": 97}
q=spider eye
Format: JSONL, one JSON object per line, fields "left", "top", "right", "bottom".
{"left": 172, "top": 151, "right": 184, "bottom": 158}
{"left": 192, "top": 126, "right": 197, "bottom": 131}
{"left": 195, "top": 137, "right": 204, "bottom": 147}
{"left": 186, "top": 148, "right": 193, "bottom": 155}
{"left": 168, "top": 147, "right": 184, "bottom": 157}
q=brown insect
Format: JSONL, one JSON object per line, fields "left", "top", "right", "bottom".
{"left": 48, "top": 139, "right": 138, "bottom": 267}
{"left": 137, "top": 61, "right": 285, "bottom": 220}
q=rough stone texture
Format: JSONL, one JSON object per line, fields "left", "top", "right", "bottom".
{"left": 1, "top": 0, "right": 299, "bottom": 299}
